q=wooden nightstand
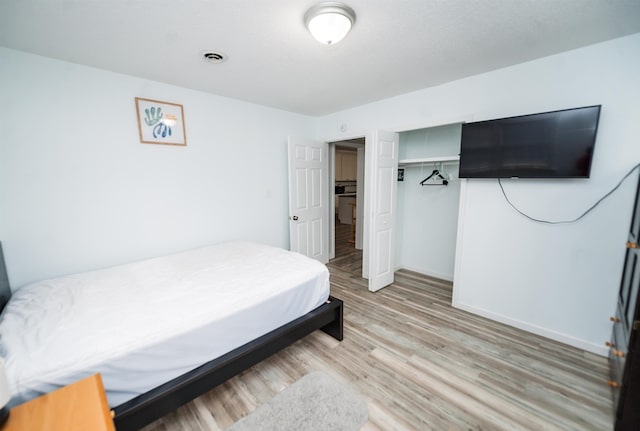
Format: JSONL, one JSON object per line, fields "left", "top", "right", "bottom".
{"left": 2, "top": 373, "right": 115, "bottom": 431}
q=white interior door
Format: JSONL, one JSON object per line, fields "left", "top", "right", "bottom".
{"left": 365, "top": 130, "right": 399, "bottom": 291}
{"left": 356, "top": 146, "right": 365, "bottom": 250}
{"left": 288, "top": 137, "right": 329, "bottom": 263}
{"left": 329, "top": 144, "right": 336, "bottom": 260}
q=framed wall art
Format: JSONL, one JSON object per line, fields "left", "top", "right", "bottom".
{"left": 135, "top": 97, "right": 187, "bottom": 146}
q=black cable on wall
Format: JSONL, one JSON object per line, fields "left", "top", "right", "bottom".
{"left": 497, "top": 162, "right": 640, "bottom": 224}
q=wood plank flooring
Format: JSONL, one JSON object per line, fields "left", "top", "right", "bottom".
{"left": 142, "top": 224, "right": 613, "bottom": 430}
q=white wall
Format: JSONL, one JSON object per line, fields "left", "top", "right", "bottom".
{"left": 396, "top": 125, "right": 462, "bottom": 280}
{"left": 2, "top": 33, "right": 639, "bottom": 355}
{"left": 315, "top": 33, "right": 640, "bottom": 354}
{"left": 0, "top": 47, "right": 314, "bottom": 289}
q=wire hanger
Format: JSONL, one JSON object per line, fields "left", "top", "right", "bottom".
{"left": 420, "top": 163, "right": 449, "bottom": 186}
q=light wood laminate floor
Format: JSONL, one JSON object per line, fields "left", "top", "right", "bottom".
{"left": 142, "top": 224, "right": 613, "bottom": 430}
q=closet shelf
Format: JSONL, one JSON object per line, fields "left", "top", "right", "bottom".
{"left": 398, "top": 155, "right": 460, "bottom": 166}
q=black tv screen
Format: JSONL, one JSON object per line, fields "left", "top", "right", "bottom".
{"left": 459, "top": 105, "right": 601, "bottom": 178}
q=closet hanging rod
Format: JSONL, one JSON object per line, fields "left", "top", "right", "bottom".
{"left": 398, "top": 155, "right": 460, "bottom": 166}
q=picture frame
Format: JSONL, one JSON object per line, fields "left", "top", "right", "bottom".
{"left": 135, "top": 97, "right": 187, "bottom": 146}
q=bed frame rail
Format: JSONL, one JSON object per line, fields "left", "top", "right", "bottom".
{"left": 113, "top": 296, "right": 343, "bottom": 431}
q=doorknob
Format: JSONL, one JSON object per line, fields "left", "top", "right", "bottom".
{"left": 290, "top": 216, "right": 299, "bottom": 221}
{"left": 627, "top": 241, "right": 638, "bottom": 249}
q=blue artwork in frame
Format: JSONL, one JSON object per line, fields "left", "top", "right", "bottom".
{"left": 135, "top": 97, "right": 187, "bottom": 146}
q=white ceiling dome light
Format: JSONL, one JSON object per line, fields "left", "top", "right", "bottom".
{"left": 304, "top": 2, "right": 356, "bottom": 45}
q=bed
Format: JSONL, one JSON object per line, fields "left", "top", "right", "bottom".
{"left": 0, "top": 241, "right": 343, "bottom": 430}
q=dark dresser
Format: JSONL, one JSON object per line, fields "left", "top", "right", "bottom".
{"left": 610, "top": 174, "right": 640, "bottom": 430}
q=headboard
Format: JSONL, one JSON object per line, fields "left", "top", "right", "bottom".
{"left": 0, "top": 242, "right": 12, "bottom": 313}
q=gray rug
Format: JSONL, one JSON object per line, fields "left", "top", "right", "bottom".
{"left": 226, "top": 371, "right": 368, "bottom": 431}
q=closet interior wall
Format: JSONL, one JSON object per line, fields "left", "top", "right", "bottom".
{"left": 396, "top": 124, "right": 462, "bottom": 281}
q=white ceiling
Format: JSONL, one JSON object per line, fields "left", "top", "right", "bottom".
{"left": 1, "top": 1, "right": 639, "bottom": 116}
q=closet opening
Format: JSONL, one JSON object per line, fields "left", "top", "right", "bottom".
{"left": 396, "top": 124, "right": 462, "bottom": 282}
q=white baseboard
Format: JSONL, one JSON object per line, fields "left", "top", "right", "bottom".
{"left": 452, "top": 300, "right": 609, "bottom": 357}
{"left": 398, "top": 265, "right": 453, "bottom": 282}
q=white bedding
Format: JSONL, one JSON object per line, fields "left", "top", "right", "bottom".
{"left": 0, "top": 241, "right": 330, "bottom": 407}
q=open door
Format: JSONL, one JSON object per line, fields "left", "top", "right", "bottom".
{"left": 287, "top": 137, "right": 329, "bottom": 263}
{"left": 365, "top": 130, "right": 399, "bottom": 291}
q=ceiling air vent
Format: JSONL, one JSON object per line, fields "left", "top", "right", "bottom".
{"left": 201, "top": 51, "right": 228, "bottom": 64}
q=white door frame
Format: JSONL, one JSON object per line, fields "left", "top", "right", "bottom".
{"left": 328, "top": 131, "right": 398, "bottom": 290}
{"left": 328, "top": 137, "right": 367, "bottom": 262}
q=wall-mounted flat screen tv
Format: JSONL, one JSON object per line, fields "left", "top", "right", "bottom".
{"left": 459, "top": 105, "right": 601, "bottom": 178}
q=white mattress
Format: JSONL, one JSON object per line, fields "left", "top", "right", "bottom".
{"left": 0, "top": 241, "right": 330, "bottom": 407}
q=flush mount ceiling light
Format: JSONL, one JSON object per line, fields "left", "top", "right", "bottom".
{"left": 304, "top": 2, "right": 356, "bottom": 45}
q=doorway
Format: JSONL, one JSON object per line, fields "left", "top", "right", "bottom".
{"left": 330, "top": 138, "right": 364, "bottom": 270}
{"left": 289, "top": 130, "right": 401, "bottom": 292}
{"left": 328, "top": 130, "right": 401, "bottom": 292}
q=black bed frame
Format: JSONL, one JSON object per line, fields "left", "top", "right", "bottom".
{"left": 0, "top": 242, "right": 344, "bottom": 431}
